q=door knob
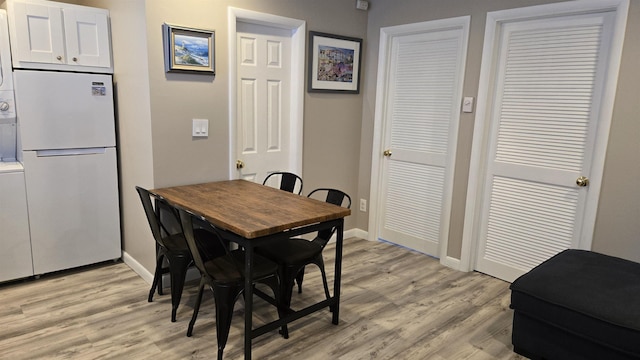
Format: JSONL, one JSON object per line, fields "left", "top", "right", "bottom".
{"left": 383, "top": 149, "right": 392, "bottom": 157}
{"left": 236, "top": 160, "right": 244, "bottom": 169}
{"left": 576, "top": 176, "right": 589, "bottom": 187}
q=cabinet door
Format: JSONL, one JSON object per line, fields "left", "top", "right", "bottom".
{"left": 10, "top": 1, "right": 65, "bottom": 65}
{"left": 63, "top": 8, "right": 111, "bottom": 68}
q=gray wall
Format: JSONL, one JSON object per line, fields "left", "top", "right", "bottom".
{"left": 77, "top": 0, "right": 639, "bottom": 275}
{"left": 591, "top": 0, "right": 640, "bottom": 260}
{"left": 82, "top": 0, "right": 367, "bottom": 273}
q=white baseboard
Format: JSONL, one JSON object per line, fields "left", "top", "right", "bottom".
{"left": 326, "top": 228, "right": 368, "bottom": 244}
{"left": 123, "top": 251, "right": 201, "bottom": 287}
{"left": 122, "top": 251, "right": 154, "bottom": 285}
{"left": 349, "top": 228, "right": 369, "bottom": 240}
{"left": 441, "top": 255, "right": 464, "bottom": 271}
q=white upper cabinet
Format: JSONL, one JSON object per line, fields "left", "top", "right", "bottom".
{"left": 5, "top": 0, "right": 112, "bottom": 73}
{"left": 63, "top": 8, "right": 110, "bottom": 68}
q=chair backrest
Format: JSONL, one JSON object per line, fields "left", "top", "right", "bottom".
{"left": 307, "top": 188, "right": 351, "bottom": 246}
{"left": 156, "top": 197, "right": 183, "bottom": 236}
{"left": 136, "top": 186, "right": 172, "bottom": 249}
{"left": 176, "top": 206, "right": 233, "bottom": 278}
{"left": 263, "top": 171, "right": 303, "bottom": 194}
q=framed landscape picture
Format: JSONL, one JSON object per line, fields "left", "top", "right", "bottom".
{"left": 308, "top": 31, "right": 362, "bottom": 93}
{"left": 163, "top": 23, "right": 215, "bottom": 74}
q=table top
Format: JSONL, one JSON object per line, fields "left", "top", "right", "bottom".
{"left": 151, "top": 180, "right": 351, "bottom": 239}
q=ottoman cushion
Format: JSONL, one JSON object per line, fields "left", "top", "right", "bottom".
{"left": 510, "top": 249, "right": 640, "bottom": 357}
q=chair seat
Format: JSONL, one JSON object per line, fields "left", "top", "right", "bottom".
{"left": 204, "top": 250, "right": 279, "bottom": 285}
{"left": 256, "top": 238, "right": 323, "bottom": 266}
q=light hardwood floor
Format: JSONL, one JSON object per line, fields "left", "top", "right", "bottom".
{"left": 0, "top": 238, "right": 526, "bottom": 359}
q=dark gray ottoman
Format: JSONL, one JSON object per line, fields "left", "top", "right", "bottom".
{"left": 510, "top": 249, "right": 640, "bottom": 360}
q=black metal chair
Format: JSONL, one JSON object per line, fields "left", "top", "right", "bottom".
{"left": 262, "top": 171, "right": 303, "bottom": 194}
{"left": 176, "top": 206, "right": 285, "bottom": 360}
{"left": 136, "top": 186, "right": 225, "bottom": 322}
{"left": 255, "top": 188, "right": 351, "bottom": 338}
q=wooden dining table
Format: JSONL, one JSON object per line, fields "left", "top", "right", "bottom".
{"left": 150, "top": 179, "right": 351, "bottom": 359}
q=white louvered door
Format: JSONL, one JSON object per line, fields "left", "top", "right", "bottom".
{"left": 236, "top": 22, "right": 291, "bottom": 183}
{"left": 474, "top": 12, "right": 619, "bottom": 282}
{"left": 377, "top": 21, "right": 468, "bottom": 258}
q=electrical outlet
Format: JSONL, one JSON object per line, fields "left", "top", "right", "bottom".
{"left": 359, "top": 199, "right": 367, "bottom": 212}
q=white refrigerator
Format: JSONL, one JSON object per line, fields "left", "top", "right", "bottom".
{"left": 14, "top": 69, "right": 121, "bottom": 275}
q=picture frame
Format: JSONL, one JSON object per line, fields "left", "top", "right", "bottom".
{"left": 163, "top": 23, "right": 215, "bottom": 74}
{"left": 308, "top": 31, "right": 362, "bottom": 93}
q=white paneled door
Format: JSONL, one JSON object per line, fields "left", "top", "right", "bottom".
{"left": 236, "top": 22, "right": 291, "bottom": 184}
{"left": 371, "top": 17, "right": 470, "bottom": 259}
{"left": 466, "top": 1, "right": 629, "bottom": 282}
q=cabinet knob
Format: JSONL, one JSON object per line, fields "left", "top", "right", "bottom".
{"left": 56, "top": 55, "right": 62, "bottom": 61}
{"left": 72, "top": 57, "right": 78, "bottom": 62}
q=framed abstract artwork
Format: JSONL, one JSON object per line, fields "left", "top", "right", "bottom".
{"left": 308, "top": 31, "right": 362, "bottom": 93}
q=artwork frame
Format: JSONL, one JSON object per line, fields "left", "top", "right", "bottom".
{"left": 308, "top": 31, "right": 362, "bottom": 93}
{"left": 163, "top": 23, "right": 215, "bottom": 74}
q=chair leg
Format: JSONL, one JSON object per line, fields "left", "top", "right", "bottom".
{"left": 315, "top": 257, "right": 332, "bottom": 312}
{"left": 148, "top": 254, "right": 164, "bottom": 302}
{"left": 261, "top": 276, "right": 288, "bottom": 339}
{"left": 295, "top": 266, "right": 305, "bottom": 294}
{"left": 169, "top": 255, "right": 191, "bottom": 322}
{"left": 213, "top": 284, "right": 242, "bottom": 360}
{"left": 279, "top": 267, "right": 298, "bottom": 339}
{"left": 187, "top": 280, "right": 206, "bottom": 337}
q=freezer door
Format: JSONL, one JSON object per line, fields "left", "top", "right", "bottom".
{"left": 23, "top": 147, "right": 121, "bottom": 274}
{"left": 0, "top": 170, "right": 34, "bottom": 282}
{"left": 14, "top": 70, "right": 115, "bottom": 150}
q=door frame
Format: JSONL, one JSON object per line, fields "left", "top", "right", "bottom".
{"left": 459, "top": 0, "right": 630, "bottom": 272}
{"left": 227, "top": 7, "right": 305, "bottom": 179}
{"left": 369, "top": 16, "right": 470, "bottom": 267}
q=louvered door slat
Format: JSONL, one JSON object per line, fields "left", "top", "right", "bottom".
{"left": 485, "top": 177, "right": 578, "bottom": 271}
{"left": 390, "top": 37, "right": 458, "bottom": 154}
{"left": 495, "top": 23, "right": 602, "bottom": 172}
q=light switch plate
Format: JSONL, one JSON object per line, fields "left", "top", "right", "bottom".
{"left": 356, "top": 0, "right": 369, "bottom": 10}
{"left": 192, "top": 119, "right": 209, "bottom": 137}
{"left": 462, "top": 97, "right": 474, "bottom": 113}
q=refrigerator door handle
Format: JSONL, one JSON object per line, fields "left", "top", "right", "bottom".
{"left": 35, "top": 148, "right": 108, "bottom": 157}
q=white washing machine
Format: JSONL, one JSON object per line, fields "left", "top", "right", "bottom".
{"left": 0, "top": 9, "right": 32, "bottom": 283}
{"left": 0, "top": 8, "right": 18, "bottom": 161}
{"left": 0, "top": 161, "right": 32, "bottom": 283}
